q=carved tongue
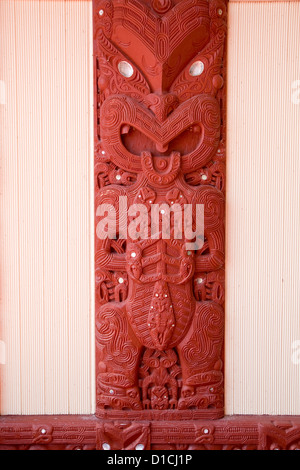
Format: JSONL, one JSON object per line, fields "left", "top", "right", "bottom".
{"left": 148, "top": 282, "right": 175, "bottom": 351}
{"left": 152, "top": 156, "right": 169, "bottom": 173}
{"left": 141, "top": 151, "right": 181, "bottom": 186}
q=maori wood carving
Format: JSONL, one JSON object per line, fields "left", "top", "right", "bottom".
{"left": 94, "top": 0, "right": 227, "bottom": 425}
{"left": 1, "top": 0, "right": 300, "bottom": 453}
{"left": 2, "top": 415, "right": 300, "bottom": 450}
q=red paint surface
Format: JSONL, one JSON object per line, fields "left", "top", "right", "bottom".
{"left": 0, "top": 1, "right": 299, "bottom": 452}
{"left": 1, "top": 415, "right": 300, "bottom": 450}
{"left": 94, "top": 0, "right": 226, "bottom": 428}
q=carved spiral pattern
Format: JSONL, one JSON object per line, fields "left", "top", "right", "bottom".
{"left": 193, "top": 186, "right": 225, "bottom": 233}
{"left": 96, "top": 307, "right": 139, "bottom": 371}
{"left": 151, "top": 0, "right": 173, "bottom": 14}
{"left": 141, "top": 152, "right": 181, "bottom": 187}
{"left": 200, "top": 98, "right": 221, "bottom": 132}
{"left": 94, "top": 0, "right": 226, "bottom": 419}
{"left": 181, "top": 303, "right": 224, "bottom": 370}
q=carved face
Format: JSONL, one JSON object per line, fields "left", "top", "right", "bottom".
{"left": 95, "top": 0, "right": 226, "bottom": 181}
{"left": 150, "top": 386, "right": 169, "bottom": 410}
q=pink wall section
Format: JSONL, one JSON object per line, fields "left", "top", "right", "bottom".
{"left": 226, "top": 1, "right": 300, "bottom": 414}
{"left": 0, "top": 0, "right": 95, "bottom": 415}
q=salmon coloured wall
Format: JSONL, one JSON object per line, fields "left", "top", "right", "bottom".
{"left": 226, "top": 0, "right": 300, "bottom": 414}
{"left": 0, "top": 0, "right": 95, "bottom": 415}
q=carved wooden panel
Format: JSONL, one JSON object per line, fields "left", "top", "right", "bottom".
{"left": 94, "top": 0, "right": 226, "bottom": 427}
{"left": 2, "top": 415, "right": 300, "bottom": 451}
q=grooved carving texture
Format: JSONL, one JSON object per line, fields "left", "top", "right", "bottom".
{"left": 2, "top": 416, "right": 300, "bottom": 451}
{"left": 94, "top": 0, "right": 227, "bottom": 429}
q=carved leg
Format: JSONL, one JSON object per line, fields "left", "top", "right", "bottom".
{"left": 96, "top": 304, "right": 143, "bottom": 411}
{"left": 177, "top": 301, "right": 224, "bottom": 412}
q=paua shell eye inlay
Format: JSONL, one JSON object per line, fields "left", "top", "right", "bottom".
{"left": 118, "top": 61, "right": 134, "bottom": 78}
{"left": 189, "top": 61, "right": 205, "bottom": 77}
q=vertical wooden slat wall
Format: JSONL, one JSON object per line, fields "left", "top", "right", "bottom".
{"left": 0, "top": 0, "right": 22, "bottom": 415}
{"left": 0, "top": 0, "right": 94, "bottom": 415}
{"left": 226, "top": 1, "right": 300, "bottom": 415}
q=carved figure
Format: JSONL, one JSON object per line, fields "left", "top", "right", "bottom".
{"left": 94, "top": 0, "right": 226, "bottom": 419}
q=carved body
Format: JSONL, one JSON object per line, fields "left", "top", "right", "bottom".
{"left": 94, "top": 0, "right": 226, "bottom": 419}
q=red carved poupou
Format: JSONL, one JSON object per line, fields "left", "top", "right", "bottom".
{"left": 94, "top": 0, "right": 226, "bottom": 420}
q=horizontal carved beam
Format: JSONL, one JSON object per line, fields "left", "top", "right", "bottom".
{"left": 1, "top": 415, "right": 300, "bottom": 450}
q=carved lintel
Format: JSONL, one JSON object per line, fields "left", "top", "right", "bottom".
{"left": 1, "top": 416, "right": 300, "bottom": 450}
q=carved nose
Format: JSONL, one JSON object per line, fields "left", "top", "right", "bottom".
{"left": 144, "top": 93, "right": 179, "bottom": 123}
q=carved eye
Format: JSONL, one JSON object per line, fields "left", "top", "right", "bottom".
{"left": 118, "top": 61, "right": 134, "bottom": 78}
{"left": 189, "top": 60, "right": 205, "bottom": 77}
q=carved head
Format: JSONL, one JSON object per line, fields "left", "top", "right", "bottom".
{"left": 95, "top": 0, "right": 226, "bottom": 182}
{"left": 150, "top": 385, "right": 169, "bottom": 410}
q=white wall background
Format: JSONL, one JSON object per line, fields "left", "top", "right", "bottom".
{"left": 0, "top": 0, "right": 95, "bottom": 415}
{"left": 0, "top": 0, "right": 300, "bottom": 416}
{"left": 226, "top": 0, "right": 300, "bottom": 414}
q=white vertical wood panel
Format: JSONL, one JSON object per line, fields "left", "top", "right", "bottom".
{"left": 226, "top": 1, "right": 300, "bottom": 415}
{"left": 66, "top": 0, "right": 94, "bottom": 414}
{"left": 15, "top": 0, "right": 45, "bottom": 415}
{"left": 0, "top": 0, "right": 22, "bottom": 415}
{"left": 40, "top": 0, "right": 69, "bottom": 414}
{"left": 0, "top": 0, "right": 94, "bottom": 415}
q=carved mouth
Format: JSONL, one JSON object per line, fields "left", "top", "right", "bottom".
{"left": 121, "top": 124, "right": 203, "bottom": 157}
{"left": 100, "top": 94, "right": 220, "bottom": 174}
